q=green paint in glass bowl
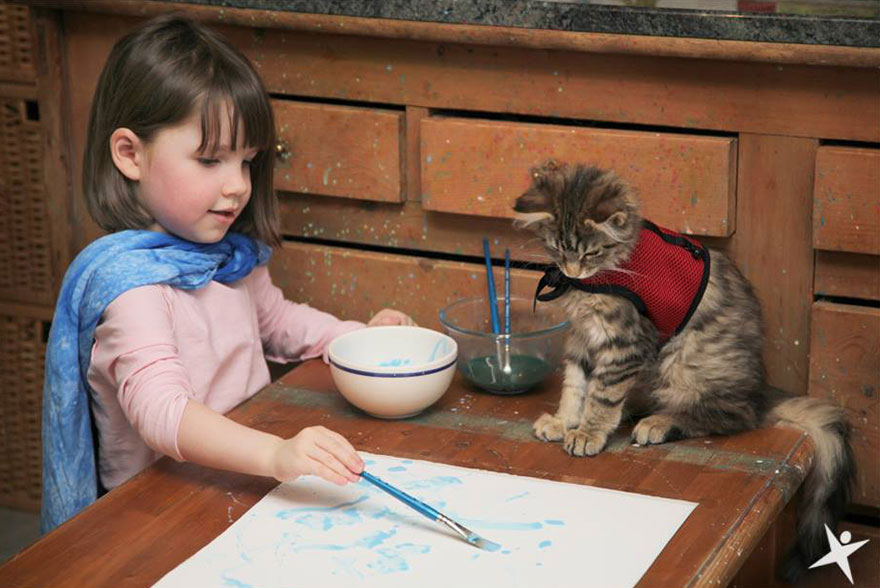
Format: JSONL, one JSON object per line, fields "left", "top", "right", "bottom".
{"left": 439, "top": 296, "right": 569, "bottom": 395}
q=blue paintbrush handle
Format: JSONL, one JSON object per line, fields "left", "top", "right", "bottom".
{"left": 360, "top": 471, "right": 441, "bottom": 522}
{"left": 482, "top": 238, "right": 500, "bottom": 334}
{"left": 504, "top": 249, "right": 510, "bottom": 335}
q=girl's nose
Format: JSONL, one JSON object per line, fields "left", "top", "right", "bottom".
{"left": 223, "top": 165, "right": 250, "bottom": 197}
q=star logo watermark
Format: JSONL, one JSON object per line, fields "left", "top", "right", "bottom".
{"left": 808, "top": 524, "right": 870, "bottom": 584}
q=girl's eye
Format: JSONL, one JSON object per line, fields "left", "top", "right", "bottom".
{"left": 198, "top": 157, "right": 219, "bottom": 166}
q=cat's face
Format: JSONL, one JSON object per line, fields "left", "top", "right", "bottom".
{"left": 513, "top": 161, "right": 640, "bottom": 279}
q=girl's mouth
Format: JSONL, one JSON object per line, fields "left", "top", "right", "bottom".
{"left": 210, "top": 210, "right": 237, "bottom": 223}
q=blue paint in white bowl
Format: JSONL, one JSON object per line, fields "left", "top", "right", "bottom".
{"left": 328, "top": 326, "right": 458, "bottom": 419}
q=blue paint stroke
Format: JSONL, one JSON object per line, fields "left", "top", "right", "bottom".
{"left": 388, "top": 466, "right": 407, "bottom": 472}
{"left": 427, "top": 339, "right": 448, "bottom": 362}
{"left": 378, "top": 358, "right": 412, "bottom": 367}
{"left": 402, "top": 460, "right": 413, "bottom": 464}
{"left": 221, "top": 573, "right": 254, "bottom": 588}
{"left": 275, "top": 495, "right": 369, "bottom": 519}
{"left": 402, "top": 476, "right": 462, "bottom": 490}
{"left": 505, "top": 491, "right": 529, "bottom": 502}
{"left": 395, "top": 542, "right": 431, "bottom": 554}
{"left": 368, "top": 548, "right": 409, "bottom": 574}
{"left": 539, "top": 540, "right": 552, "bottom": 549}
{"left": 354, "top": 529, "right": 397, "bottom": 549}
{"left": 294, "top": 506, "right": 361, "bottom": 531}
{"left": 367, "top": 505, "right": 392, "bottom": 519}
{"left": 288, "top": 543, "right": 347, "bottom": 553}
{"left": 544, "top": 519, "right": 565, "bottom": 526}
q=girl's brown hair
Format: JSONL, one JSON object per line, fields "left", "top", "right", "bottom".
{"left": 83, "top": 14, "right": 281, "bottom": 246}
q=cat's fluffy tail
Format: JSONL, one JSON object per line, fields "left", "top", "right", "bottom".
{"left": 762, "top": 392, "right": 856, "bottom": 582}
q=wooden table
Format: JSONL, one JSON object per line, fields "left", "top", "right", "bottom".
{"left": 0, "top": 360, "right": 812, "bottom": 587}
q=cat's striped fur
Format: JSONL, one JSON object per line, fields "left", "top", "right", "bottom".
{"left": 513, "top": 160, "right": 854, "bottom": 581}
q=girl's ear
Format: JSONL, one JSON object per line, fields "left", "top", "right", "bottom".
{"left": 109, "top": 128, "right": 145, "bottom": 181}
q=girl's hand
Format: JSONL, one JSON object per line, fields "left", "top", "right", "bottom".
{"left": 368, "top": 308, "right": 416, "bottom": 327}
{"left": 270, "top": 426, "right": 364, "bottom": 485}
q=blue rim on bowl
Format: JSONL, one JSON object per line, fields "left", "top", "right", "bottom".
{"left": 328, "top": 326, "right": 458, "bottom": 377}
{"left": 329, "top": 359, "right": 457, "bottom": 378}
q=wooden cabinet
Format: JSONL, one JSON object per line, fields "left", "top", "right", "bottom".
{"left": 34, "top": 3, "right": 880, "bottom": 518}
{"left": 809, "top": 144, "right": 880, "bottom": 509}
{"left": 420, "top": 115, "right": 736, "bottom": 236}
{"left": 809, "top": 302, "right": 880, "bottom": 508}
{"left": 273, "top": 100, "right": 404, "bottom": 202}
{"left": 813, "top": 146, "right": 880, "bottom": 256}
{"left": 815, "top": 251, "right": 880, "bottom": 301}
{"left": 268, "top": 242, "right": 543, "bottom": 331}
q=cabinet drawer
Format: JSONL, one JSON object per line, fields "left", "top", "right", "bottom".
{"left": 420, "top": 117, "right": 736, "bottom": 237}
{"left": 813, "top": 146, "right": 880, "bottom": 255}
{"left": 272, "top": 100, "right": 404, "bottom": 202}
{"left": 268, "top": 241, "right": 543, "bottom": 331}
{"left": 808, "top": 301, "right": 880, "bottom": 508}
{"left": 814, "top": 251, "right": 880, "bottom": 302}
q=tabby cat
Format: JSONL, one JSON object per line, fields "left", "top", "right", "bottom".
{"left": 513, "top": 160, "right": 854, "bottom": 581}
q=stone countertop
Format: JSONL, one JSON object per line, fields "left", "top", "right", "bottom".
{"left": 157, "top": 0, "right": 880, "bottom": 48}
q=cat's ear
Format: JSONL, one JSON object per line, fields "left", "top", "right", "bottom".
{"left": 585, "top": 210, "right": 628, "bottom": 238}
{"left": 606, "top": 211, "right": 627, "bottom": 228}
{"left": 513, "top": 189, "right": 554, "bottom": 227}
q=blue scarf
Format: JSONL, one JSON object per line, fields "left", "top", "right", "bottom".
{"left": 41, "top": 230, "right": 271, "bottom": 533}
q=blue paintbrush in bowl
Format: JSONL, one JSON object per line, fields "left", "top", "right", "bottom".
{"left": 360, "top": 470, "right": 500, "bottom": 551}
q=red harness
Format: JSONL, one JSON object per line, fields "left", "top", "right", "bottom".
{"left": 534, "top": 220, "right": 710, "bottom": 342}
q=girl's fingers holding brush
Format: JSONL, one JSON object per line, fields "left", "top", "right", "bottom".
{"left": 308, "top": 447, "right": 360, "bottom": 485}
{"left": 315, "top": 429, "right": 364, "bottom": 475}
{"left": 271, "top": 426, "right": 361, "bottom": 484}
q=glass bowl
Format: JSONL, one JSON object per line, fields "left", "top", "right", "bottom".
{"left": 438, "top": 296, "right": 569, "bottom": 394}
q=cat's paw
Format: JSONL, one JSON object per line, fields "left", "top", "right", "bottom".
{"left": 533, "top": 413, "right": 566, "bottom": 442}
{"left": 632, "top": 415, "right": 683, "bottom": 446}
{"left": 563, "top": 429, "right": 607, "bottom": 457}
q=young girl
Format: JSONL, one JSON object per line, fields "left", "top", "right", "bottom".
{"left": 42, "top": 15, "right": 413, "bottom": 532}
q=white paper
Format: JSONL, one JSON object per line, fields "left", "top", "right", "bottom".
{"left": 154, "top": 453, "right": 696, "bottom": 588}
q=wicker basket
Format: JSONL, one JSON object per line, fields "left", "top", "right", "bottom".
{"left": 0, "top": 310, "right": 46, "bottom": 511}
{"left": 0, "top": 93, "right": 53, "bottom": 306}
{"left": 0, "top": 3, "right": 34, "bottom": 83}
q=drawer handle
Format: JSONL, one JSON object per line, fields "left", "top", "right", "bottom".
{"left": 275, "top": 139, "right": 292, "bottom": 163}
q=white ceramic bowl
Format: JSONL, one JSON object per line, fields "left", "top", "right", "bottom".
{"left": 328, "top": 326, "right": 458, "bottom": 419}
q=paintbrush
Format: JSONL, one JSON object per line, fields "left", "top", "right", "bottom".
{"left": 360, "top": 470, "right": 500, "bottom": 551}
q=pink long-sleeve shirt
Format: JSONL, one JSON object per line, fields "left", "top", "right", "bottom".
{"left": 86, "top": 265, "right": 363, "bottom": 490}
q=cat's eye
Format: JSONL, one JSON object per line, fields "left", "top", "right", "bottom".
{"left": 581, "top": 249, "right": 601, "bottom": 258}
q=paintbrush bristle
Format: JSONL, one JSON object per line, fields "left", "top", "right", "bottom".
{"left": 466, "top": 532, "right": 501, "bottom": 552}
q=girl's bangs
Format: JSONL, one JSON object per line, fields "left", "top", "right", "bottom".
{"left": 197, "top": 82, "right": 273, "bottom": 155}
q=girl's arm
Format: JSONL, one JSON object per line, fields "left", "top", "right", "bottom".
{"left": 91, "top": 285, "right": 363, "bottom": 487}
{"left": 177, "top": 399, "right": 363, "bottom": 484}
{"left": 248, "top": 266, "right": 364, "bottom": 363}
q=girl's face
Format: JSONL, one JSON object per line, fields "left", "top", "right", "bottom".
{"left": 137, "top": 108, "right": 257, "bottom": 243}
